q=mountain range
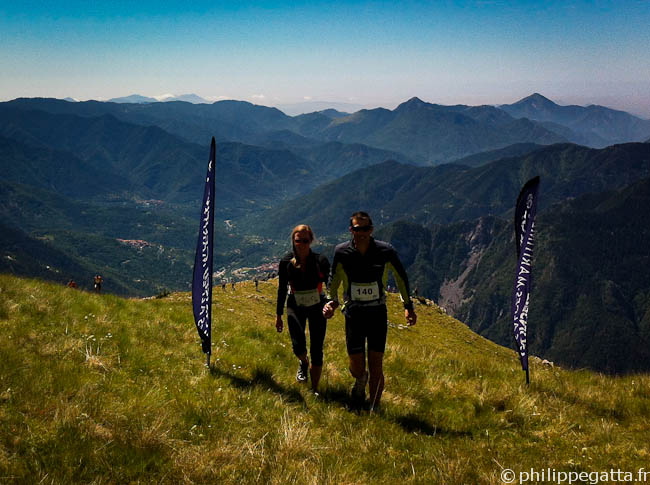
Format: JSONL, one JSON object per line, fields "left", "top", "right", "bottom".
{"left": 500, "top": 93, "right": 650, "bottom": 148}
{"left": 7, "top": 94, "right": 648, "bottom": 165}
{"left": 2, "top": 93, "right": 650, "bottom": 372}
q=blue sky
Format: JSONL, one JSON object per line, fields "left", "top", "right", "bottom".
{"left": 2, "top": 0, "right": 650, "bottom": 116}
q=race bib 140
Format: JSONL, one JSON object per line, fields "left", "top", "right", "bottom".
{"left": 351, "top": 282, "right": 380, "bottom": 302}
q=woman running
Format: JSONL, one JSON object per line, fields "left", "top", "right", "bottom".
{"left": 275, "top": 224, "right": 330, "bottom": 392}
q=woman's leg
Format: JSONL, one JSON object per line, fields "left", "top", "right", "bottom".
{"left": 287, "top": 308, "right": 309, "bottom": 377}
{"left": 307, "top": 307, "right": 327, "bottom": 391}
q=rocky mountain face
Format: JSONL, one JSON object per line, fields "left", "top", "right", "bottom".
{"left": 376, "top": 177, "right": 650, "bottom": 373}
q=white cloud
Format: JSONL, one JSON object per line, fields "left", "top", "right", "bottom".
{"left": 251, "top": 94, "right": 265, "bottom": 100}
{"left": 303, "top": 96, "right": 312, "bottom": 100}
{"left": 154, "top": 93, "right": 176, "bottom": 101}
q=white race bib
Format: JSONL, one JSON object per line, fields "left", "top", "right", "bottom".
{"left": 351, "top": 282, "right": 380, "bottom": 302}
{"left": 293, "top": 289, "right": 321, "bottom": 307}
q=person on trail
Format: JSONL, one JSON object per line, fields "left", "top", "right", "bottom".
{"left": 93, "top": 275, "right": 103, "bottom": 293}
{"left": 275, "top": 224, "right": 330, "bottom": 392}
{"left": 323, "top": 211, "right": 417, "bottom": 410}
{"left": 67, "top": 279, "right": 77, "bottom": 289}
{"left": 254, "top": 278, "right": 259, "bottom": 291}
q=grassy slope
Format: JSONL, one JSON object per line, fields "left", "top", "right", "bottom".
{"left": 0, "top": 274, "right": 648, "bottom": 484}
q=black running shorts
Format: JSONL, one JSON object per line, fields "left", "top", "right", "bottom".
{"left": 344, "top": 304, "right": 388, "bottom": 354}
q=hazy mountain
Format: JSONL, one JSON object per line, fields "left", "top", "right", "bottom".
{"left": 317, "top": 109, "right": 351, "bottom": 119}
{"left": 501, "top": 93, "right": 650, "bottom": 148}
{"left": 315, "top": 97, "right": 567, "bottom": 163}
{"left": 0, "top": 106, "right": 326, "bottom": 209}
{"left": 275, "top": 101, "right": 361, "bottom": 116}
{"left": 451, "top": 142, "right": 544, "bottom": 167}
{"left": 162, "top": 94, "right": 208, "bottom": 103}
{"left": 108, "top": 94, "right": 158, "bottom": 103}
{"left": 2, "top": 97, "right": 293, "bottom": 146}
{"left": 108, "top": 93, "right": 209, "bottom": 104}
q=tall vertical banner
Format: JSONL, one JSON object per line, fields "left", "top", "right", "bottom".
{"left": 511, "top": 176, "right": 540, "bottom": 384}
{"left": 192, "top": 138, "right": 216, "bottom": 363}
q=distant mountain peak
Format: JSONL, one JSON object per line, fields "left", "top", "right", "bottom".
{"left": 515, "top": 93, "right": 558, "bottom": 108}
{"left": 395, "top": 97, "right": 428, "bottom": 111}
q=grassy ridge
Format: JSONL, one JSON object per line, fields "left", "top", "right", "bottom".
{"left": 1, "top": 274, "right": 649, "bottom": 484}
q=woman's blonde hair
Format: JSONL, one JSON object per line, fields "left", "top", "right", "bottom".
{"left": 290, "top": 224, "right": 314, "bottom": 268}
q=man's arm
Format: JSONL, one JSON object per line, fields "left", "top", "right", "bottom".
{"left": 386, "top": 249, "right": 417, "bottom": 325}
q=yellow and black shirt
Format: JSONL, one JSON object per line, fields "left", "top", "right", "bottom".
{"left": 328, "top": 237, "right": 413, "bottom": 313}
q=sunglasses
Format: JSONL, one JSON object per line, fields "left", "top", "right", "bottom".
{"left": 351, "top": 225, "right": 373, "bottom": 232}
{"left": 294, "top": 238, "right": 311, "bottom": 244}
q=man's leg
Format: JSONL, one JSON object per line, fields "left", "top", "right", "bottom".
{"left": 368, "top": 350, "right": 384, "bottom": 409}
{"left": 366, "top": 305, "right": 388, "bottom": 409}
{"left": 349, "top": 352, "right": 368, "bottom": 401}
{"left": 348, "top": 352, "right": 365, "bottom": 379}
{"left": 345, "top": 310, "right": 369, "bottom": 400}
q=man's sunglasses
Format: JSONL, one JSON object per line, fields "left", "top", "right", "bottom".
{"left": 351, "top": 225, "right": 373, "bottom": 232}
{"left": 294, "top": 238, "right": 311, "bottom": 244}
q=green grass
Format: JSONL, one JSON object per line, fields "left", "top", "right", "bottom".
{"left": 1, "top": 274, "right": 649, "bottom": 484}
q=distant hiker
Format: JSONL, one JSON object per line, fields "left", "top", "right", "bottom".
{"left": 222, "top": 281, "right": 226, "bottom": 291}
{"left": 67, "top": 279, "right": 77, "bottom": 289}
{"left": 323, "top": 211, "right": 416, "bottom": 410}
{"left": 231, "top": 280, "right": 236, "bottom": 290}
{"left": 254, "top": 278, "right": 259, "bottom": 291}
{"left": 276, "top": 224, "right": 330, "bottom": 392}
{"left": 413, "top": 286, "right": 419, "bottom": 297}
{"left": 93, "top": 274, "right": 103, "bottom": 293}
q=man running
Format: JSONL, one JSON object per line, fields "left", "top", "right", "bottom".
{"left": 323, "top": 211, "right": 416, "bottom": 410}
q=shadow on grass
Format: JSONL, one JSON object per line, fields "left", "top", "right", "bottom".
{"left": 318, "top": 385, "right": 470, "bottom": 436}
{"left": 318, "top": 384, "right": 367, "bottom": 414}
{"left": 392, "top": 413, "right": 473, "bottom": 437}
{"left": 209, "top": 366, "right": 305, "bottom": 404}
{"left": 209, "top": 366, "right": 471, "bottom": 436}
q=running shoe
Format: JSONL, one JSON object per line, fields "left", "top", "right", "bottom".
{"left": 351, "top": 371, "right": 368, "bottom": 400}
{"left": 296, "top": 361, "right": 309, "bottom": 382}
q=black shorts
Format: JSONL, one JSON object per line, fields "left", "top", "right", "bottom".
{"left": 344, "top": 305, "right": 388, "bottom": 354}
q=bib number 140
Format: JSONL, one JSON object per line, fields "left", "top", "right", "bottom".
{"left": 351, "top": 282, "right": 379, "bottom": 302}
